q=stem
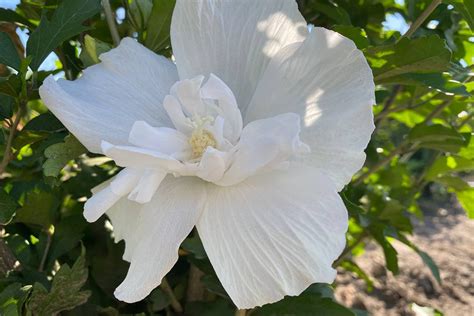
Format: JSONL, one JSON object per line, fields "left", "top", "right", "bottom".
{"left": 375, "top": 85, "right": 402, "bottom": 126}
{"left": 235, "top": 309, "right": 247, "bottom": 316}
{"left": 0, "top": 102, "right": 25, "bottom": 175}
{"left": 38, "top": 226, "right": 53, "bottom": 272}
{"left": 186, "top": 264, "right": 205, "bottom": 302}
{"left": 102, "top": 0, "right": 120, "bottom": 46}
{"left": 55, "top": 48, "right": 73, "bottom": 80}
{"left": 374, "top": 92, "right": 441, "bottom": 123}
{"left": 402, "top": 0, "right": 442, "bottom": 39}
{"left": 354, "top": 99, "right": 452, "bottom": 186}
{"left": 422, "top": 100, "right": 451, "bottom": 124}
{"left": 161, "top": 277, "right": 184, "bottom": 314}
{"left": 353, "top": 144, "right": 408, "bottom": 185}
{"left": 333, "top": 232, "right": 368, "bottom": 267}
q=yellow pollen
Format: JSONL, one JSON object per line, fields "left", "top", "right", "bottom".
{"left": 189, "top": 129, "right": 217, "bottom": 158}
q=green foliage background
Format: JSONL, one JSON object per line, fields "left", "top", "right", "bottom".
{"left": 0, "top": 0, "right": 473, "bottom": 315}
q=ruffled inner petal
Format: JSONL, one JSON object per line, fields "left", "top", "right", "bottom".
{"left": 217, "top": 113, "right": 309, "bottom": 186}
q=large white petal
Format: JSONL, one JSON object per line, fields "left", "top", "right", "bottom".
{"left": 113, "top": 176, "right": 207, "bottom": 303}
{"left": 39, "top": 38, "right": 179, "bottom": 153}
{"left": 197, "top": 165, "right": 348, "bottom": 309}
{"left": 246, "top": 28, "right": 375, "bottom": 190}
{"left": 171, "top": 0, "right": 308, "bottom": 113}
{"left": 106, "top": 197, "right": 142, "bottom": 262}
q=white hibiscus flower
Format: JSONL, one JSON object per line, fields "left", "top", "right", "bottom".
{"left": 39, "top": 0, "right": 374, "bottom": 309}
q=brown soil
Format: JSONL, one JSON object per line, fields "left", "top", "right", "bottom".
{"left": 335, "top": 199, "right": 474, "bottom": 316}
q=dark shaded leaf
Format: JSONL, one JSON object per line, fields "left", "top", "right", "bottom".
{"left": 333, "top": 25, "right": 369, "bottom": 49}
{"left": 0, "top": 189, "right": 18, "bottom": 225}
{"left": 27, "top": 251, "right": 91, "bottom": 316}
{"left": 254, "top": 294, "right": 355, "bottom": 316}
{"left": 23, "top": 112, "right": 64, "bottom": 132}
{"left": 0, "top": 282, "right": 31, "bottom": 315}
{"left": 0, "top": 8, "right": 35, "bottom": 28}
{"left": 26, "top": 0, "right": 101, "bottom": 70}
{"left": 144, "top": 0, "right": 175, "bottom": 52}
{"left": 383, "top": 72, "right": 469, "bottom": 95}
{"left": 0, "top": 94, "right": 14, "bottom": 119}
{"left": 0, "top": 75, "right": 21, "bottom": 97}
{"left": 0, "top": 32, "right": 21, "bottom": 70}
{"left": 182, "top": 235, "right": 207, "bottom": 260}
{"left": 446, "top": 0, "right": 474, "bottom": 30}
{"left": 14, "top": 191, "right": 59, "bottom": 227}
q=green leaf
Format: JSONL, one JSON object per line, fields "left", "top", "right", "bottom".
{"left": 0, "top": 32, "right": 21, "bottom": 70}
{"left": 23, "top": 112, "right": 64, "bottom": 132}
{"left": 0, "top": 283, "right": 31, "bottom": 315}
{"left": 333, "top": 25, "right": 369, "bottom": 49}
{"left": 425, "top": 155, "right": 474, "bottom": 179}
{"left": 26, "top": 0, "right": 101, "bottom": 70}
{"left": 11, "top": 130, "right": 49, "bottom": 150}
{"left": 27, "top": 251, "right": 91, "bottom": 316}
{"left": 340, "top": 260, "right": 374, "bottom": 292}
{"left": 370, "top": 226, "right": 399, "bottom": 274}
{"left": 129, "top": 0, "right": 154, "bottom": 31}
{"left": 14, "top": 191, "right": 59, "bottom": 227}
{"left": 254, "top": 294, "right": 355, "bottom": 316}
{"left": 47, "top": 215, "right": 87, "bottom": 265}
{"left": 458, "top": 137, "right": 474, "bottom": 159}
{"left": 397, "top": 234, "right": 441, "bottom": 283}
{"left": 445, "top": 0, "right": 474, "bottom": 30}
{"left": 144, "top": 0, "right": 176, "bottom": 52}
{"left": 79, "top": 35, "right": 112, "bottom": 67}
{"left": 408, "top": 124, "right": 468, "bottom": 152}
{"left": 315, "top": 2, "right": 351, "bottom": 25}
{"left": 0, "top": 94, "right": 14, "bottom": 119}
{"left": 0, "top": 189, "right": 18, "bottom": 225}
{"left": 43, "top": 135, "right": 86, "bottom": 178}
{"left": 379, "top": 200, "right": 413, "bottom": 232}
{"left": 0, "top": 75, "right": 21, "bottom": 97}
{"left": 201, "top": 274, "right": 228, "bottom": 298}
{"left": 149, "top": 288, "right": 172, "bottom": 311}
{"left": 390, "top": 110, "right": 425, "bottom": 128}
{"left": 0, "top": 8, "right": 35, "bottom": 28}
{"left": 365, "top": 35, "right": 451, "bottom": 83}
{"left": 434, "top": 175, "right": 471, "bottom": 191}
{"left": 182, "top": 236, "right": 207, "bottom": 259}
{"left": 415, "top": 249, "right": 442, "bottom": 284}
{"left": 384, "top": 73, "right": 469, "bottom": 95}
{"left": 185, "top": 299, "right": 235, "bottom": 316}
{"left": 455, "top": 188, "right": 474, "bottom": 218}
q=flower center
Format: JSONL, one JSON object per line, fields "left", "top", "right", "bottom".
{"left": 189, "top": 129, "right": 217, "bottom": 158}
